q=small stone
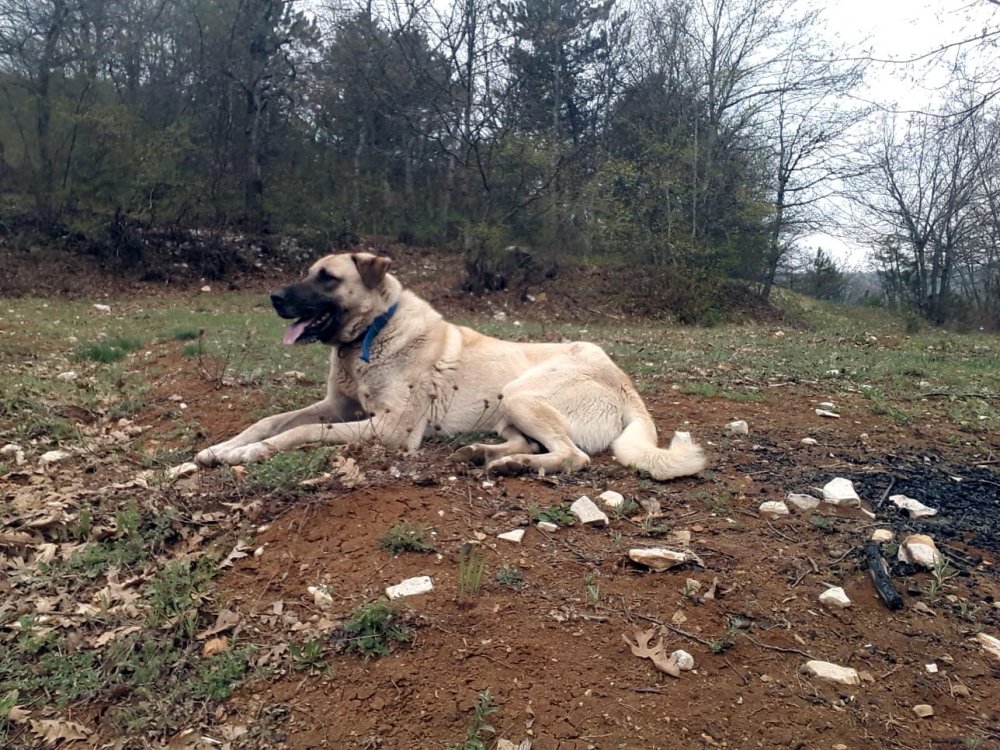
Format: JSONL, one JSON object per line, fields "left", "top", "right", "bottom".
{"left": 672, "top": 430, "right": 692, "bottom": 443}
{"left": 669, "top": 529, "right": 692, "bottom": 547}
{"left": 628, "top": 547, "right": 698, "bottom": 572}
{"left": 684, "top": 578, "right": 702, "bottom": 593}
{"left": 975, "top": 632, "right": 1000, "bottom": 661}
{"left": 822, "top": 478, "right": 861, "bottom": 507}
{"left": 39, "top": 449, "right": 72, "bottom": 466}
{"left": 724, "top": 420, "right": 749, "bottom": 436}
{"left": 670, "top": 649, "right": 695, "bottom": 671}
{"left": 819, "top": 586, "right": 852, "bottom": 608}
{"left": 598, "top": 490, "right": 625, "bottom": 509}
{"left": 898, "top": 534, "right": 942, "bottom": 568}
{"left": 759, "top": 501, "right": 789, "bottom": 516}
{"left": 282, "top": 370, "right": 307, "bottom": 381}
{"left": 912, "top": 704, "right": 933, "bottom": 718}
{"left": 0, "top": 443, "right": 20, "bottom": 455}
{"left": 912, "top": 601, "right": 937, "bottom": 617}
{"left": 386, "top": 575, "right": 434, "bottom": 599}
{"left": 815, "top": 408, "right": 841, "bottom": 418}
{"left": 924, "top": 663, "right": 938, "bottom": 674}
{"left": 800, "top": 437, "right": 819, "bottom": 445}
{"left": 498, "top": 529, "right": 525, "bottom": 544}
{"left": 202, "top": 636, "right": 228, "bottom": 657}
{"left": 307, "top": 584, "right": 334, "bottom": 609}
{"left": 870, "top": 529, "right": 893, "bottom": 543}
{"left": 200, "top": 285, "right": 212, "bottom": 293}
{"left": 496, "top": 741, "right": 518, "bottom": 750}
{"left": 818, "top": 401, "right": 836, "bottom": 409}
{"left": 801, "top": 660, "right": 860, "bottom": 686}
{"left": 56, "top": 371, "right": 78, "bottom": 382}
{"left": 570, "top": 495, "right": 609, "bottom": 526}
{"left": 786, "top": 493, "right": 821, "bottom": 510}
{"left": 952, "top": 684, "right": 971, "bottom": 699}
{"left": 889, "top": 494, "right": 937, "bottom": 518}
{"left": 92, "top": 303, "right": 111, "bottom": 313}
{"left": 536, "top": 521, "right": 558, "bottom": 533}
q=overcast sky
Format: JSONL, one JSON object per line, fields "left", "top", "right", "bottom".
{"left": 803, "top": 0, "right": 999, "bottom": 267}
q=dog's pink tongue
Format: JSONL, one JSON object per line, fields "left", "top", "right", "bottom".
{"left": 282, "top": 320, "right": 309, "bottom": 345}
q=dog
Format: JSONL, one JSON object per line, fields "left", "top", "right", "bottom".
{"left": 195, "top": 252, "right": 707, "bottom": 480}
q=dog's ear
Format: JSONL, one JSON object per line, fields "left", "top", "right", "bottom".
{"left": 352, "top": 253, "right": 391, "bottom": 288}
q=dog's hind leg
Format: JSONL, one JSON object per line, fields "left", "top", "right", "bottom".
{"left": 448, "top": 427, "right": 538, "bottom": 466}
{"left": 484, "top": 393, "right": 590, "bottom": 476}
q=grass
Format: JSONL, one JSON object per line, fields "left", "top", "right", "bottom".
{"left": 528, "top": 503, "right": 576, "bottom": 526}
{"left": 494, "top": 563, "right": 525, "bottom": 588}
{"left": 457, "top": 546, "right": 487, "bottom": 601}
{"left": 290, "top": 639, "right": 328, "bottom": 672}
{"left": 339, "top": 600, "right": 413, "bottom": 660}
{"left": 242, "top": 448, "right": 330, "bottom": 495}
{"left": 379, "top": 522, "right": 435, "bottom": 555}
{"left": 445, "top": 689, "right": 498, "bottom": 750}
{"left": 76, "top": 335, "right": 143, "bottom": 363}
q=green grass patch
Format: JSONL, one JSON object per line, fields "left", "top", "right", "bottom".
{"left": 380, "top": 522, "right": 435, "bottom": 555}
{"left": 528, "top": 503, "right": 575, "bottom": 526}
{"left": 76, "top": 336, "right": 143, "bottom": 363}
{"left": 171, "top": 328, "right": 201, "bottom": 341}
{"left": 242, "top": 448, "right": 330, "bottom": 495}
{"left": 339, "top": 600, "right": 413, "bottom": 660}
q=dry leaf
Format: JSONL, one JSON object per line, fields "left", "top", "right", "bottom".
{"left": 196, "top": 609, "right": 240, "bottom": 640}
{"left": 219, "top": 541, "right": 250, "bottom": 569}
{"left": 622, "top": 627, "right": 681, "bottom": 677}
{"left": 202, "top": 636, "right": 229, "bottom": 657}
{"left": 30, "top": 718, "right": 92, "bottom": 744}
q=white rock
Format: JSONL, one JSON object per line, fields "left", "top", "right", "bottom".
{"left": 975, "top": 632, "right": 1000, "bottom": 661}
{"left": 786, "top": 493, "right": 821, "bottom": 511}
{"left": 496, "top": 741, "right": 518, "bottom": 750}
{"left": 1, "top": 443, "right": 21, "bottom": 456}
{"left": 386, "top": 575, "right": 434, "bottom": 599}
{"left": 889, "top": 494, "right": 937, "bottom": 518}
{"left": 598, "top": 490, "right": 625, "bottom": 509}
{"left": 536, "top": 521, "right": 558, "bottom": 533}
{"left": 570, "top": 495, "right": 609, "bottom": 526}
{"left": 39, "top": 449, "right": 72, "bottom": 466}
{"left": 822, "top": 478, "right": 862, "bottom": 507}
{"left": 815, "top": 408, "right": 841, "bottom": 418}
{"left": 800, "top": 438, "right": 819, "bottom": 445}
{"left": 897, "top": 534, "right": 942, "bottom": 568}
{"left": 870, "top": 529, "right": 893, "bottom": 543}
{"left": 759, "top": 501, "right": 789, "bottom": 516}
{"left": 912, "top": 704, "right": 934, "bottom": 718}
{"left": 92, "top": 303, "right": 111, "bottom": 313}
{"left": 306, "top": 584, "right": 334, "bottom": 609}
{"left": 925, "top": 663, "right": 938, "bottom": 674}
{"left": 628, "top": 547, "right": 698, "bottom": 572}
{"left": 724, "top": 420, "right": 749, "bottom": 436}
{"left": 673, "top": 430, "right": 692, "bottom": 443}
{"left": 670, "top": 649, "right": 695, "bottom": 671}
{"left": 167, "top": 462, "right": 199, "bottom": 480}
{"left": 200, "top": 285, "right": 212, "bottom": 293}
{"left": 498, "top": 529, "right": 525, "bottom": 544}
{"left": 819, "top": 586, "right": 852, "bottom": 608}
{"left": 802, "top": 660, "right": 861, "bottom": 686}
{"left": 818, "top": 401, "right": 836, "bottom": 409}
{"left": 56, "top": 371, "right": 78, "bottom": 382}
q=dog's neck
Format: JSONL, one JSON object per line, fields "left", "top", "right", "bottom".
{"left": 357, "top": 303, "right": 398, "bottom": 363}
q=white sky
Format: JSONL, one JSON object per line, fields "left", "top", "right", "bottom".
{"left": 803, "top": 0, "right": 999, "bottom": 267}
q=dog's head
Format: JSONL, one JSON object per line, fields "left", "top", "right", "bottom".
{"left": 271, "top": 252, "right": 394, "bottom": 346}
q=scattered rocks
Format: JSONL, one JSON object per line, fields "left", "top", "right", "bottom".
{"left": 925, "top": 663, "right": 938, "bottom": 674}
{"left": 870, "top": 529, "right": 893, "bottom": 543}
{"left": 307, "top": 585, "right": 334, "bottom": 609}
{"left": 1, "top": 443, "right": 25, "bottom": 466}
{"left": 819, "top": 587, "right": 852, "bottom": 609}
{"left": 800, "top": 437, "right": 819, "bottom": 445}
{"left": 801, "top": 660, "right": 861, "bottom": 686}
{"left": 670, "top": 649, "right": 695, "bottom": 671}
{"left": 628, "top": 547, "right": 701, "bottom": 572}
{"left": 570, "top": 495, "right": 609, "bottom": 526}
{"left": 815, "top": 408, "right": 841, "bottom": 418}
{"left": 498, "top": 529, "right": 525, "bottom": 544}
{"left": 912, "top": 704, "right": 934, "bottom": 718}
{"left": 724, "top": 420, "right": 749, "bottom": 436}
{"left": 56, "top": 371, "right": 78, "bottom": 382}
{"left": 889, "top": 494, "right": 937, "bottom": 518}
{"left": 598, "top": 490, "right": 625, "bottom": 509}
{"left": 759, "top": 501, "right": 789, "bottom": 517}
{"left": 786, "top": 493, "right": 821, "bottom": 511}
{"left": 386, "top": 576, "right": 434, "bottom": 600}
{"left": 821, "top": 478, "right": 862, "bottom": 507}
{"left": 975, "top": 632, "right": 1000, "bottom": 661}
{"left": 92, "top": 303, "right": 111, "bottom": 313}
{"left": 897, "top": 534, "right": 942, "bottom": 568}
{"left": 39, "top": 449, "right": 73, "bottom": 466}
{"left": 536, "top": 521, "right": 558, "bottom": 533}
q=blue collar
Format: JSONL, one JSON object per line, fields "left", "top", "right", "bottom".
{"left": 359, "top": 302, "right": 398, "bottom": 363}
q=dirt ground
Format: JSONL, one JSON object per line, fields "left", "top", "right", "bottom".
{"left": 2, "top": 241, "right": 999, "bottom": 750}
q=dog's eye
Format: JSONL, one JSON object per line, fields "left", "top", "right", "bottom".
{"left": 316, "top": 269, "right": 339, "bottom": 284}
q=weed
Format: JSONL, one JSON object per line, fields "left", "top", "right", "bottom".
{"left": 637, "top": 517, "right": 671, "bottom": 536}
{"left": 609, "top": 498, "right": 640, "bottom": 519}
{"left": 457, "top": 546, "right": 487, "bottom": 601}
{"left": 76, "top": 336, "right": 142, "bottom": 363}
{"left": 290, "top": 639, "right": 327, "bottom": 672}
{"left": 528, "top": 503, "right": 575, "bottom": 526}
{"left": 0, "top": 689, "right": 16, "bottom": 744}
{"left": 182, "top": 340, "right": 207, "bottom": 357}
{"left": 721, "top": 389, "right": 765, "bottom": 402}
{"left": 190, "top": 648, "right": 251, "bottom": 701}
{"left": 339, "top": 600, "right": 412, "bottom": 660}
{"left": 171, "top": 328, "right": 201, "bottom": 341}
{"left": 379, "top": 522, "right": 434, "bottom": 555}
{"left": 808, "top": 515, "right": 835, "bottom": 532}
{"left": 681, "top": 382, "right": 717, "bottom": 397}
{"left": 493, "top": 563, "right": 524, "bottom": 589}
{"left": 681, "top": 579, "right": 699, "bottom": 599}
{"left": 144, "top": 558, "right": 215, "bottom": 637}
{"left": 926, "top": 557, "right": 959, "bottom": 598}
{"left": 584, "top": 572, "right": 601, "bottom": 606}
{"left": 445, "top": 689, "right": 498, "bottom": 750}
{"left": 708, "top": 620, "right": 740, "bottom": 654}
{"left": 242, "top": 448, "right": 330, "bottom": 495}
{"left": 65, "top": 502, "right": 176, "bottom": 578}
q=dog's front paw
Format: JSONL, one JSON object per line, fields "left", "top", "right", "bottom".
{"left": 448, "top": 445, "right": 486, "bottom": 466}
{"left": 486, "top": 456, "right": 528, "bottom": 476}
{"left": 219, "top": 441, "right": 275, "bottom": 466}
{"left": 195, "top": 445, "right": 227, "bottom": 467}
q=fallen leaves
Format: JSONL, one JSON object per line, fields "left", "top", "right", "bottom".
{"left": 622, "top": 627, "right": 692, "bottom": 678}
{"left": 29, "top": 718, "right": 92, "bottom": 744}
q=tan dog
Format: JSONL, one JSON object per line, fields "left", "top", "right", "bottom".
{"left": 195, "top": 252, "right": 706, "bottom": 479}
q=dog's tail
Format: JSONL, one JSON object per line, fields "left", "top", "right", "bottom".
{"left": 611, "top": 410, "right": 707, "bottom": 481}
